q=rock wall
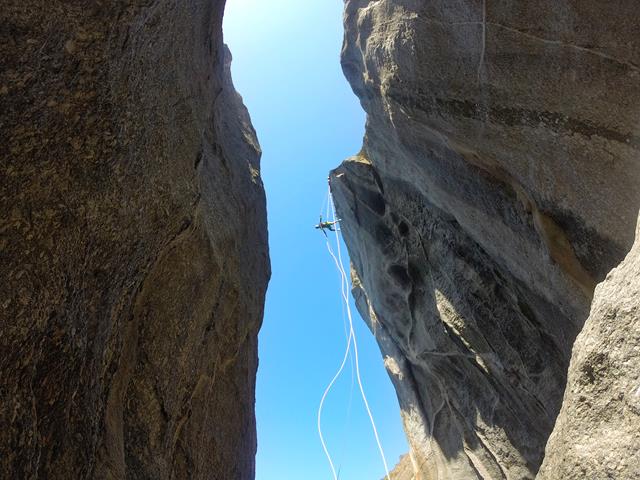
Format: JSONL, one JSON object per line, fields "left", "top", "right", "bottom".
{"left": 332, "top": 1, "right": 640, "bottom": 478}
{"left": 0, "top": 1, "right": 269, "bottom": 478}
{"left": 537, "top": 217, "right": 640, "bottom": 479}
{"left": 386, "top": 453, "right": 427, "bottom": 480}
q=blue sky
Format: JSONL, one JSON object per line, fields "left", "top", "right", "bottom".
{"left": 224, "top": 1, "right": 408, "bottom": 479}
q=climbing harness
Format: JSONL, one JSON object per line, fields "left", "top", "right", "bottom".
{"left": 316, "top": 185, "right": 391, "bottom": 480}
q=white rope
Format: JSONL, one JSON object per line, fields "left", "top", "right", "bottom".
{"left": 317, "top": 188, "right": 391, "bottom": 480}
{"left": 317, "top": 184, "right": 354, "bottom": 480}
{"left": 317, "top": 242, "right": 354, "bottom": 480}
{"left": 335, "top": 293, "right": 355, "bottom": 475}
{"left": 329, "top": 193, "right": 391, "bottom": 480}
{"left": 477, "top": 0, "right": 487, "bottom": 84}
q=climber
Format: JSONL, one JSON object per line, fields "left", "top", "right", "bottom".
{"left": 315, "top": 216, "right": 340, "bottom": 235}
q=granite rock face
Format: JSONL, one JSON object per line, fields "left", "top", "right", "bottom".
{"left": 386, "top": 453, "right": 427, "bottom": 480}
{"left": 0, "top": 1, "right": 269, "bottom": 479}
{"left": 538, "top": 217, "right": 640, "bottom": 480}
{"left": 332, "top": 1, "right": 640, "bottom": 478}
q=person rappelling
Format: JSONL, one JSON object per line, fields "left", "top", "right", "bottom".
{"left": 315, "top": 215, "right": 340, "bottom": 236}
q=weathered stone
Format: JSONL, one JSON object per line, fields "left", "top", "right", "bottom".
{"left": 386, "top": 453, "right": 429, "bottom": 480}
{"left": 0, "top": 1, "right": 269, "bottom": 478}
{"left": 538, "top": 217, "right": 640, "bottom": 480}
{"left": 333, "top": 1, "right": 640, "bottom": 478}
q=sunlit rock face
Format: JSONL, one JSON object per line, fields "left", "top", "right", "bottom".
{"left": 0, "top": 1, "right": 269, "bottom": 478}
{"left": 332, "top": 1, "right": 640, "bottom": 478}
{"left": 386, "top": 453, "right": 425, "bottom": 480}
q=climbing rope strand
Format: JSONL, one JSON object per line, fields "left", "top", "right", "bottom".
{"left": 317, "top": 238, "right": 354, "bottom": 480}
{"left": 317, "top": 328, "right": 353, "bottom": 480}
{"left": 328, "top": 193, "right": 392, "bottom": 480}
{"left": 335, "top": 239, "right": 354, "bottom": 475}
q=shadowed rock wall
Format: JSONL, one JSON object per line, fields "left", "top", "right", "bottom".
{"left": 0, "top": 1, "right": 269, "bottom": 478}
{"left": 332, "top": 1, "right": 640, "bottom": 478}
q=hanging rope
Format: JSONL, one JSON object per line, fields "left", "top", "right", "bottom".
{"left": 317, "top": 186, "right": 392, "bottom": 480}
{"left": 335, "top": 300, "right": 355, "bottom": 476}
{"left": 317, "top": 185, "right": 354, "bottom": 480}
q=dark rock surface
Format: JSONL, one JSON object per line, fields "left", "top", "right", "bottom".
{"left": 333, "top": 1, "right": 640, "bottom": 478}
{"left": 0, "top": 1, "right": 269, "bottom": 478}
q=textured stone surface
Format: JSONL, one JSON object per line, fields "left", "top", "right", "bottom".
{"left": 334, "top": 1, "right": 640, "bottom": 478}
{"left": 538, "top": 217, "right": 640, "bottom": 480}
{"left": 386, "top": 453, "right": 428, "bottom": 480}
{"left": 387, "top": 455, "right": 414, "bottom": 480}
{"left": 0, "top": 1, "right": 269, "bottom": 478}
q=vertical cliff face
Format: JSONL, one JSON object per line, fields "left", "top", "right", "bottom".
{"left": 0, "top": 1, "right": 269, "bottom": 478}
{"left": 538, "top": 217, "right": 640, "bottom": 480}
{"left": 332, "top": 1, "right": 640, "bottom": 478}
{"left": 385, "top": 454, "right": 422, "bottom": 480}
